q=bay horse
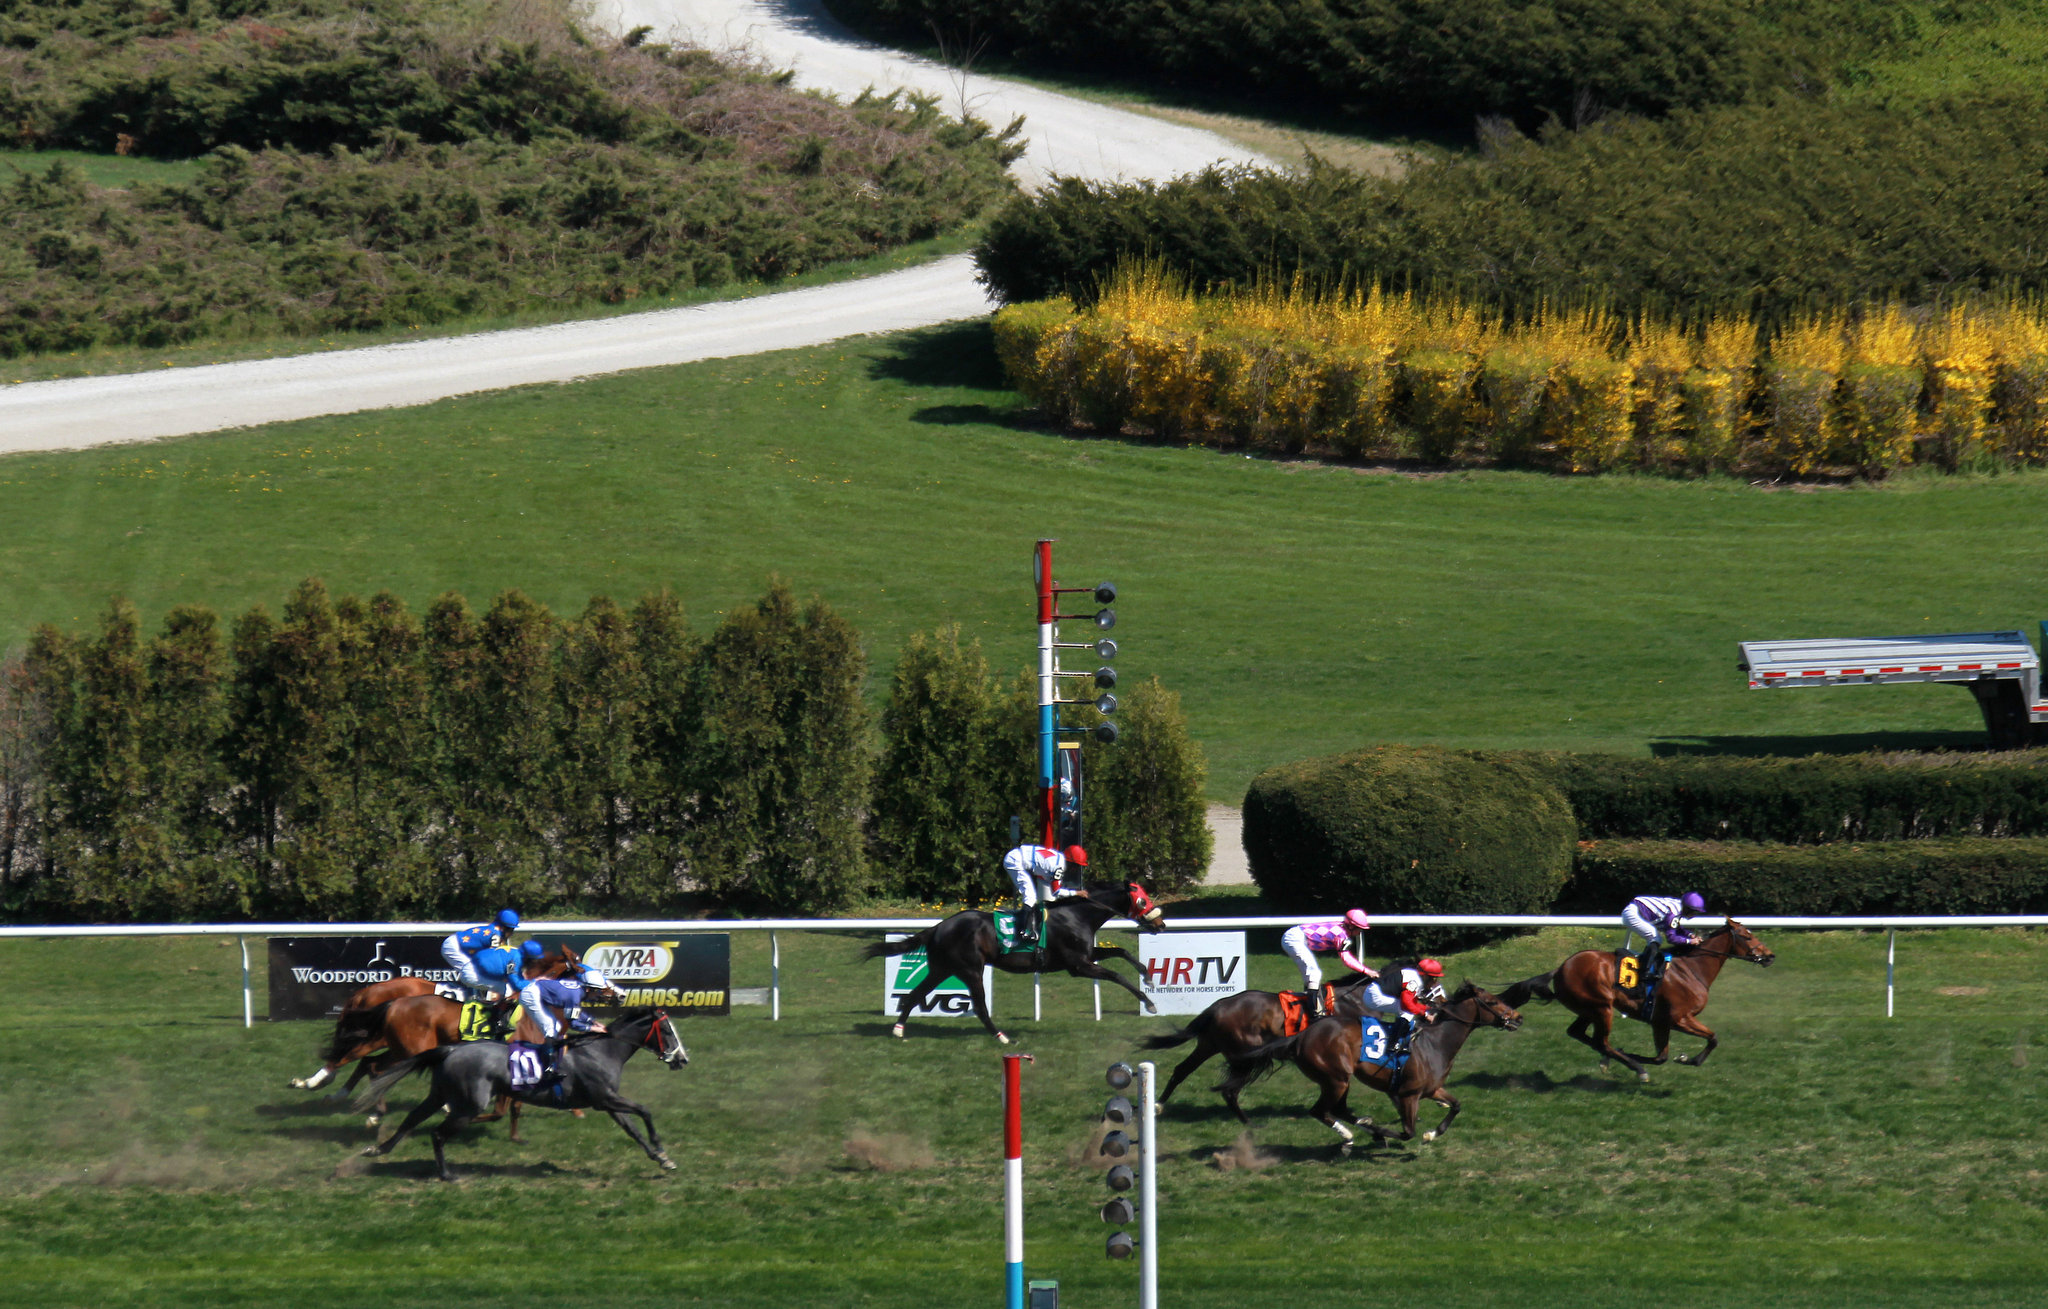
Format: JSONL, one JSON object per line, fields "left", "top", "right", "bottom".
{"left": 1496, "top": 919, "right": 1775, "bottom": 1082}
{"left": 358, "top": 1008, "right": 689, "bottom": 1181}
{"left": 1218, "top": 983, "right": 1522, "bottom": 1147}
{"left": 862, "top": 880, "right": 1166, "bottom": 1043}
{"left": 1143, "top": 971, "right": 1382, "bottom": 1122}
{"left": 290, "top": 943, "right": 581, "bottom": 1092}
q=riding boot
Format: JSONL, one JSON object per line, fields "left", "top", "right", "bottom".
{"left": 1017, "top": 905, "right": 1040, "bottom": 951}
{"left": 1305, "top": 986, "right": 1324, "bottom": 1021}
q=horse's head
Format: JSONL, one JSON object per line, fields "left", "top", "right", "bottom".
{"left": 642, "top": 1009, "right": 689, "bottom": 1069}
{"left": 1455, "top": 981, "right": 1523, "bottom": 1032}
{"left": 1124, "top": 881, "right": 1165, "bottom": 932}
{"left": 1722, "top": 918, "right": 1775, "bottom": 967}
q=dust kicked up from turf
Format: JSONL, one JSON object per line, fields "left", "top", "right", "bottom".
{"left": 842, "top": 1130, "right": 935, "bottom": 1172}
{"left": 1208, "top": 1131, "right": 1276, "bottom": 1173}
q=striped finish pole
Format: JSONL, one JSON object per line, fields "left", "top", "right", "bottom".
{"left": 1003, "top": 1053, "right": 1026, "bottom": 1309}
{"left": 1035, "top": 539, "right": 1057, "bottom": 846}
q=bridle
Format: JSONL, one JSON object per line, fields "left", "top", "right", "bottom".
{"left": 640, "top": 1010, "right": 690, "bottom": 1067}
{"left": 1692, "top": 925, "right": 1774, "bottom": 967}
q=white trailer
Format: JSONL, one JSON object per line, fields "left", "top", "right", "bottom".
{"left": 1737, "top": 630, "right": 2046, "bottom": 748}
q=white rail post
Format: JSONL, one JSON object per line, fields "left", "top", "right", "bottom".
{"left": 771, "top": 930, "right": 781, "bottom": 1022}
{"left": 240, "top": 936, "right": 252, "bottom": 1028}
{"left": 1139, "top": 1060, "right": 1158, "bottom": 1309}
{"left": 1093, "top": 978, "right": 1102, "bottom": 1021}
{"left": 1034, "top": 972, "right": 1042, "bottom": 1022}
{"left": 1886, "top": 929, "right": 1896, "bottom": 1018}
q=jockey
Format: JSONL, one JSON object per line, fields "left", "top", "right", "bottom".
{"left": 1002, "top": 842, "right": 1084, "bottom": 950}
{"left": 1623, "top": 892, "right": 1706, "bottom": 990}
{"left": 441, "top": 908, "right": 521, "bottom": 997}
{"left": 1361, "top": 958, "right": 1446, "bottom": 1051}
{"left": 1279, "top": 909, "right": 1377, "bottom": 1020}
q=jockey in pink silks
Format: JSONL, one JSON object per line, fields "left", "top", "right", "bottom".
{"left": 1279, "top": 909, "right": 1377, "bottom": 1019}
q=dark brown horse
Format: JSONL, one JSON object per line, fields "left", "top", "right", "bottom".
{"left": 1496, "top": 919, "right": 1775, "bottom": 1082}
{"left": 291, "top": 944, "right": 581, "bottom": 1093}
{"left": 1219, "top": 984, "right": 1522, "bottom": 1147}
{"left": 1144, "top": 972, "right": 1381, "bottom": 1122}
{"left": 861, "top": 881, "right": 1166, "bottom": 1043}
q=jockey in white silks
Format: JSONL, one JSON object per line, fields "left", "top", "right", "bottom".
{"left": 1002, "top": 842, "right": 1086, "bottom": 949}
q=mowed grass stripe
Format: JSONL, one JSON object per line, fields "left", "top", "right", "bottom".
{"left": 1, "top": 321, "right": 2045, "bottom": 797}
{"left": 0, "top": 924, "right": 2041, "bottom": 1306}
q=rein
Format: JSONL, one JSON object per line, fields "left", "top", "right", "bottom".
{"left": 1688, "top": 928, "right": 1769, "bottom": 966}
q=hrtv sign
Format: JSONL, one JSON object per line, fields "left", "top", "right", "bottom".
{"left": 1139, "top": 931, "right": 1249, "bottom": 1015}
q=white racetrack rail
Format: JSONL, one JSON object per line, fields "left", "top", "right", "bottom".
{"left": 3, "top": 0, "right": 1266, "bottom": 451}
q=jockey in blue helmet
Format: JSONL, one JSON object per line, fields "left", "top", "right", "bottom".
{"left": 440, "top": 908, "right": 522, "bottom": 998}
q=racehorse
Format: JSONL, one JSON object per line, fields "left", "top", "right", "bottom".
{"left": 1218, "top": 983, "right": 1522, "bottom": 1147}
{"left": 357, "top": 1008, "right": 688, "bottom": 1181}
{"left": 332, "top": 975, "right": 624, "bottom": 1135}
{"left": 1143, "top": 971, "right": 1381, "bottom": 1122}
{"left": 289, "top": 943, "right": 582, "bottom": 1092}
{"left": 1496, "top": 919, "right": 1775, "bottom": 1082}
{"left": 862, "top": 880, "right": 1166, "bottom": 1043}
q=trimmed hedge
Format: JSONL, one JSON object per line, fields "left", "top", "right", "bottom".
{"left": 1243, "top": 745, "right": 1576, "bottom": 949}
{"left": 974, "top": 92, "right": 2048, "bottom": 323}
{"left": 1567, "top": 838, "right": 2048, "bottom": 916}
{"left": 1516, "top": 750, "right": 2048, "bottom": 844}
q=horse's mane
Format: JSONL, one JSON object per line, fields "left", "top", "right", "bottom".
{"left": 1332, "top": 971, "right": 1375, "bottom": 992}
{"left": 1447, "top": 981, "right": 1481, "bottom": 1003}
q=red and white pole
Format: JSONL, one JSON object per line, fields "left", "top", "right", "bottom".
{"left": 1034, "top": 539, "right": 1057, "bottom": 847}
{"left": 1003, "top": 1053, "right": 1026, "bottom": 1309}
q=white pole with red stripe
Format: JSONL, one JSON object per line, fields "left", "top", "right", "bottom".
{"left": 1004, "top": 1052, "right": 1027, "bottom": 1309}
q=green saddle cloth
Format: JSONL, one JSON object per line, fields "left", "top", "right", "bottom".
{"left": 992, "top": 911, "right": 1039, "bottom": 956}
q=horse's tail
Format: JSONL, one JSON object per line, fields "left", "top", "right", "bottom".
{"left": 351, "top": 1043, "right": 454, "bottom": 1112}
{"left": 1216, "top": 1031, "right": 1309, "bottom": 1095}
{"left": 1495, "top": 970, "right": 1557, "bottom": 1008}
{"left": 323, "top": 1000, "right": 393, "bottom": 1063}
{"left": 861, "top": 928, "right": 930, "bottom": 961}
{"left": 1138, "top": 1005, "right": 1213, "bottom": 1050}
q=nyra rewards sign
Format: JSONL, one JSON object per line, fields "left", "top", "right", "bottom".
{"left": 558, "top": 935, "right": 731, "bottom": 1014}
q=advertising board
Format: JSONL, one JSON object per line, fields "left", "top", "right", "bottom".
{"left": 266, "top": 933, "right": 732, "bottom": 1020}
{"left": 1138, "top": 931, "right": 1249, "bottom": 1015}
{"left": 881, "top": 933, "right": 995, "bottom": 1018}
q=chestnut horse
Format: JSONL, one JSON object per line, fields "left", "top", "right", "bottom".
{"left": 1143, "top": 971, "right": 1381, "bottom": 1122}
{"left": 290, "top": 943, "right": 581, "bottom": 1092}
{"left": 1496, "top": 919, "right": 1775, "bottom": 1082}
{"left": 1218, "top": 983, "right": 1522, "bottom": 1146}
{"left": 861, "top": 881, "right": 1165, "bottom": 1043}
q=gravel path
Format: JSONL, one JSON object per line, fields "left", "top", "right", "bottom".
{"left": 2, "top": 0, "right": 1262, "bottom": 452}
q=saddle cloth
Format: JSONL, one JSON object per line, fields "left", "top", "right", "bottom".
{"left": 508, "top": 1041, "right": 547, "bottom": 1091}
{"left": 1277, "top": 986, "right": 1336, "bottom": 1036}
{"left": 992, "top": 910, "right": 1039, "bottom": 956}
{"left": 1357, "top": 1016, "right": 1407, "bottom": 1078}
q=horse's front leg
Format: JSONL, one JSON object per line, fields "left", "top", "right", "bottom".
{"left": 959, "top": 968, "right": 1008, "bottom": 1043}
{"left": 1422, "top": 1091, "right": 1460, "bottom": 1143}
{"left": 363, "top": 1092, "right": 442, "bottom": 1158}
{"left": 1071, "top": 959, "right": 1157, "bottom": 1015}
{"left": 1092, "top": 944, "right": 1142, "bottom": 970}
{"left": 1369, "top": 1093, "right": 1420, "bottom": 1144}
{"left": 595, "top": 1094, "right": 676, "bottom": 1170}
{"left": 1669, "top": 1012, "right": 1720, "bottom": 1066}
{"left": 430, "top": 1113, "right": 475, "bottom": 1182}
{"left": 1157, "top": 1042, "right": 1211, "bottom": 1105}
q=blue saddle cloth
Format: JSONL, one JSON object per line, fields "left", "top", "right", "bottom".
{"left": 1358, "top": 1016, "right": 1410, "bottom": 1084}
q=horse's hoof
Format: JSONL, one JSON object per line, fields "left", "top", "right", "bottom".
{"left": 1636, "top": 1071, "right": 1651, "bottom": 1083}
{"left": 891, "top": 1024, "right": 906, "bottom": 1039}
{"left": 996, "top": 1032, "right": 1012, "bottom": 1045}
{"left": 289, "top": 1077, "right": 307, "bottom": 1089}
{"left": 359, "top": 1145, "right": 381, "bottom": 1157}
{"left": 364, "top": 1115, "right": 381, "bottom": 1129}
{"left": 1422, "top": 1130, "right": 1438, "bottom": 1143}
{"left": 659, "top": 1156, "right": 677, "bottom": 1171}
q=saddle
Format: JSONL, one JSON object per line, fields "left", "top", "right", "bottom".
{"left": 992, "top": 910, "right": 1042, "bottom": 957}
{"left": 1278, "top": 986, "right": 1337, "bottom": 1037}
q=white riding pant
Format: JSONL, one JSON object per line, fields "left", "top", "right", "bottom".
{"left": 1360, "top": 981, "right": 1402, "bottom": 1017}
{"left": 1279, "top": 926, "right": 1322, "bottom": 990}
{"left": 1012, "top": 872, "right": 1077, "bottom": 910}
{"left": 517, "top": 981, "right": 561, "bottom": 1040}
{"left": 1621, "top": 906, "right": 1673, "bottom": 951}
{"left": 440, "top": 935, "right": 511, "bottom": 999}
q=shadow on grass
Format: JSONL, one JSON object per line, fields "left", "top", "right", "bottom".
{"left": 848, "top": 1021, "right": 1000, "bottom": 1040}
{"left": 254, "top": 1098, "right": 357, "bottom": 1118}
{"left": 357, "top": 1159, "right": 576, "bottom": 1181}
{"left": 866, "top": 320, "right": 1008, "bottom": 391}
{"left": 1458, "top": 1069, "right": 1668, "bottom": 1096}
{"left": 1648, "top": 731, "right": 1988, "bottom": 757}
{"left": 269, "top": 1123, "right": 385, "bottom": 1145}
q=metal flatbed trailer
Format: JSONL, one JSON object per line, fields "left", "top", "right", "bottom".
{"left": 1737, "top": 631, "right": 2046, "bottom": 748}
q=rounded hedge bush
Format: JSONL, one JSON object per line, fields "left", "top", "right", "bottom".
{"left": 1244, "top": 745, "right": 1576, "bottom": 950}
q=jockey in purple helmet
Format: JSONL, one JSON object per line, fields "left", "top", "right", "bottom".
{"left": 1280, "top": 909, "right": 1377, "bottom": 1020}
{"left": 1623, "top": 891, "right": 1707, "bottom": 990}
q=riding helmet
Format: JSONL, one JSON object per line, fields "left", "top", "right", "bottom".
{"left": 520, "top": 939, "right": 546, "bottom": 960}
{"left": 1344, "top": 908, "right": 1371, "bottom": 932}
{"left": 1682, "top": 891, "right": 1706, "bottom": 912}
{"left": 496, "top": 907, "right": 521, "bottom": 930}
{"left": 1064, "top": 845, "right": 1088, "bottom": 867}
{"left": 1416, "top": 958, "right": 1445, "bottom": 977}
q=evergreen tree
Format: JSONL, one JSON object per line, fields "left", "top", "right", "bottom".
{"left": 872, "top": 626, "right": 1011, "bottom": 902}
{"left": 627, "top": 588, "right": 699, "bottom": 905}
{"left": 251, "top": 579, "right": 351, "bottom": 916}
{"left": 423, "top": 591, "right": 489, "bottom": 905}
{"left": 557, "top": 594, "right": 647, "bottom": 904}
{"left": 140, "top": 604, "right": 242, "bottom": 916}
{"left": 470, "top": 589, "right": 558, "bottom": 905}
{"left": 686, "top": 582, "right": 869, "bottom": 912}
{"left": 48, "top": 599, "right": 148, "bottom": 916}
{"left": 333, "top": 592, "right": 433, "bottom": 916}
{"left": 1080, "top": 676, "right": 1212, "bottom": 895}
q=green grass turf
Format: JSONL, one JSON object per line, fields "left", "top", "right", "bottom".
{"left": 2, "top": 321, "right": 2042, "bottom": 799}
{"left": 0, "top": 916, "right": 2041, "bottom": 1306}
{"left": 0, "top": 149, "right": 205, "bottom": 190}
